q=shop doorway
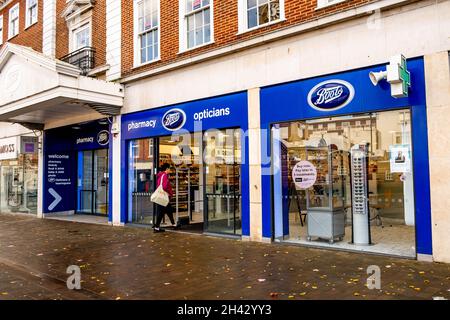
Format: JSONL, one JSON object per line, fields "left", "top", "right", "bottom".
{"left": 272, "top": 110, "right": 416, "bottom": 257}
{"left": 77, "top": 149, "right": 109, "bottom": 216}
{"left": 128, "top": 129, "right": 242, "bottom": 236}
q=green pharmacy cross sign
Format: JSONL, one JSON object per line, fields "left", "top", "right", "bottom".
{"left": 387, "top": 54, "right": 412, "bottom": 98}
{"left": 398, "top": 56, "right": 411, "bottom": 96}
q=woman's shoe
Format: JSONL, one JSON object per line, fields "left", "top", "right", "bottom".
{"left": 154, "top": 227, "right": 165, "bottom": 233}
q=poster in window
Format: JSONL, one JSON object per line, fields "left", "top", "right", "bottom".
{"left": 292, "top": 160, "right": 317, "bottom": 189}
{"left": 389, "top": 144, "right": 411, "bottom": 173}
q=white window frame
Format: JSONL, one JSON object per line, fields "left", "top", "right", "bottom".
{"left": 131, "top": 142, "right": 140, "bottom": 159}
{"left": 8, "top": 3, "right": 20, "bottom": 39}
{"left": 133, "top": 0, "right": 161, "bottom": 68}
{"left": 25, "top": 0, "right": 38, "bottom": 29}
{"left": 0, "top": 16, "right": 3, "bottom": 45}
{"left": 179, "top": 0, "right": 214, "bottom": 53}
{"left": 148, "top": 139, "right": 153, "bottom": 158}
{"left": 71, "top": 22, "right": 92, "bottom": 51}
{"left": 316, "top": 0, "right": 347, "bottom": 10}
{"left": 238, "top": 0, "right": 285, "bottom": 34}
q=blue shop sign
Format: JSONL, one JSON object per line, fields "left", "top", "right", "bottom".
{"left": 122, "top": 91, "right": 248, "bottom": 140}
{"left": 307, "top": 79, "right": 355, "bottom": 111}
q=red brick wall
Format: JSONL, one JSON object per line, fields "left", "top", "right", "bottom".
{"left": 0, "top": 0, "right": 43, "bottom": 52}
{"left": 55, "top": 0, "right": 69, "bottom": 59}
{"left": 121, "top": 0, "right": 374, "bottom": 78}
{"left": 55, "top": 0, "right": 106, "bottom": 67}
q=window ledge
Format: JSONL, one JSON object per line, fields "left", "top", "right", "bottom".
{"left": 132, "top": 58, "right": 161, "bottom": 70}
{"left": 316, "top": 0, "right": 347, "bottom": 11}
{"left": 237, "top": 18, "right": 286, "bottom": 36}
{"left": 24, "top": 21, "right": 38, "bottom": 31}
{"left": 7, "top": 33, "right": 19, "bottom": 41}
{"left": 177, "top": 41, "right": 215, "bottom": 55}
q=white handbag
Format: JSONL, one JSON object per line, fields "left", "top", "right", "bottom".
{"left": 150, "top": 174, "right": 170, "bottom": 207}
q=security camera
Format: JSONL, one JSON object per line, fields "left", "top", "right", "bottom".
{"left": 369, "top": 70, "right": 388, "bottom": 86}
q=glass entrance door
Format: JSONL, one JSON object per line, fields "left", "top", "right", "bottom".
{"left": 204, "top": 128, "right": 242, "bottom": 235}
{"left": 77, "top": 149, "right": 109, "bottom": 215}
{"left": 128, "top": 138, "right": 156, "bottom": 224}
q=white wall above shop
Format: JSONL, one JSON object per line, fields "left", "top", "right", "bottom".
{"left": 123, "top": 0, "right": 450, "bottom": 114}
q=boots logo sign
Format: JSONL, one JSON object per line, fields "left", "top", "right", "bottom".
{"left": 97, "top": 130, "right": 110, "bottom": 146}
{"left": 307, "top": 80, "right": 355, "bottom": 111}
{"left": 162, "top": 108, "right": 186, "bottom": 131}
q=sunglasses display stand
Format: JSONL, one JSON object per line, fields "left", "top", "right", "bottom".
{"left": 350, "top": 144, "right": 371, "bottom": 245}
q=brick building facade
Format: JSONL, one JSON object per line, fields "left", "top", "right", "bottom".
{"left": 0, "top": 0, "right": 43, "bottom": 51}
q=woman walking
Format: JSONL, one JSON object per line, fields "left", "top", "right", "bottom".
{"left": 154, "top": 163, "right": 176, "bottom": 232}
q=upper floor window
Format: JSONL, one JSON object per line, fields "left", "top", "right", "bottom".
{"left": 8, "top": 3, "right": 20, "bottom": 39}
{"left": 26, "top": 0, "right": 38, "bottom": 28}
{"left": 180, "top": 0, "right": 213, "bottom": 51}
{"left": 73, "top": 23, "right": 91, "bottom": 50}
{"left": 317, "top": 0, "right": 346, "bottom": 9}
{"left": 0, "top": 16, "right": 3, "bottom": 45}
{"left": 134, "top": 0, "right": 160, "bottom": 66}
{"left": 238, "top": 0, "right": 284, "bottom": 32}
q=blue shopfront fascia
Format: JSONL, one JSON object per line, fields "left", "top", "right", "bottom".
{"left": 43, "top": 122, "right": 112, "bottom": 217}
{"left": 119, "top": 92, "right": 250, "bottom": 236}
{"left": 260, "top": 57, "right": 432, "bottom": 256}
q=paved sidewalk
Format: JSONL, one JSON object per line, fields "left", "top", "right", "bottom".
{"left": 0, "top": 214, "right": 449, "bottom": 300}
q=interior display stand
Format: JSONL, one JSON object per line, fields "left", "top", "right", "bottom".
{"left": 305, "top": 145, "right": 346, "bottom": 244}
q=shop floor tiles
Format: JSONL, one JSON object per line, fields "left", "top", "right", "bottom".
{"left": 286, "top": 215, "right": 415, "bottom": 257}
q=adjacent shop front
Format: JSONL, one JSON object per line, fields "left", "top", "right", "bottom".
{"left": 120, "top": 92, "right": 249, "bottom": 237}
{"left": 260, "top": 57, "right": 432, "bottom": 258}
{"left": 43, "top": 120, "right": 112, "bottom": 219}
{"left": 0, "top": 135, "right": 39, "bottom": 215}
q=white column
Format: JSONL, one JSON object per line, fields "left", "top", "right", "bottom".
{"left": 106, "top": 0, "right": 122, "bottom": 81}
{"left": 425, "top": 51, "right": 450, "bottom": 263}
{"left": 111, "top": 115, "right": 123, "bottom": 226}
{"left": 37, "top": 134, "right": 44, "bottom": 218}
{"left": 246, "top": 88, "right": 264, "bottom": 242}
{"left": 42, "top": 0, "right": 57, "bottom": 57}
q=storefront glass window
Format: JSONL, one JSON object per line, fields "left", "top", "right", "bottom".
{"left": 272, "top": 110, "right": 416, "bottom": 257}
{"left": 204, "top": 128, "right": 242, "bottom": 235}
{"left": 0, "top": 154, "right": 38, "bottom": 214}
{"left": 127, "top": 128, "right": 242, "bottom": 235}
